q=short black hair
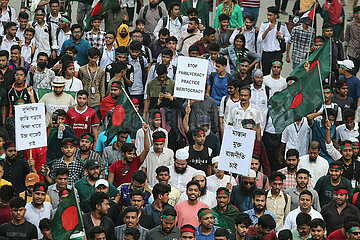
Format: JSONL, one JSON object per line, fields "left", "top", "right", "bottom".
{"left": 310, "top": 218, "right": 326, "bottom": 230}
{"left": 186, "top": 180, "right": 200, "bottom": 191}
{"left": 156, "top": 64, "right": 168, "bottom": 75}
{"left": 253, "top": 188, "right": 266, "bottom": 199}
{"left": 267, "top": 6, "right": 279, "bottom": 14}
{"left": 15, "top": 67, "right": 27, "bottom": 76}
{"left": 124, "top": 206, "right": 139, "bottom": 216}
{"left": 153, "top": 131, "right": 166, "bottom": 140}
{"left": 162, "top": 207, "right": 177, "bottom": 218}
{"left": 132, "top": 170, "right": 147, "bottom": 184}
{"left": 106, "top": 31, "right": 116, "bottom": 39}
{"left": 4, "top": 22, "right": 16, "bottom": 31}
{"left": 37, "top": 52, "right": 48, "bottom": 60}
{"left": 153, "top": 183, "right": 170, "bottom": 200}
{"left": 215, "top": 56, "right": 227, "bottom": 66}
{"left": 18, "top": 11, "right": 29, "bottom": 20}
{"left": 161, "top": 49, "right": 173, "bottom": 58}
{"left": 214, "top": 228, "right": 229, "bottom": 238}
{"left": 278, "top": 229, "right": 293, "bottom": 240}
{"left": 168, "top": 2, "right": 180, "bottom": 15}
{"left": 90, "top": 192, "right": 109, "bottom": 211}
{"left": 0, "top": 50, "right": 9, "bottom": 59}
{"left": 258, "top": 214, "right": 276, "bottom": 230}
{"left": 166, "top": 36, "right": 177, "bottom": 43}
{"left": 130, "top": 190, "right": 144, "bottom": 199}
{"left": 71, "top": 24, "right": 82, "bottom": 33}
{"left": 39, "top": 218, "right": 51, "bottom": 231}
{"left": 156, "top": 166, "right": 169, "bottom": 175}
{"left": 203, "top": 27, "right": 215, "bottom": 37}
{"left": 121, "top": 143, "right": 136, "bottom": 153}
{"left": 89, "top": 226, "right": 106, "bottom": 240}
{"left": 286, "top": 149, "right": 299, "bottom": 159}
{"left": 9, "top": 196, "right": 26, "bottom": 209}
{"left": 124, "top": 227, "right": 140, "bottom": 240}
{"left": 90, "top": 15, "right": 102, "bottom": 23}
{"left": 300, "top": 189, "right": 313, "bottom": 199}
{"left": 209, "top": 43, "right": 220, "bottom": 52}
{"left": 159, "top": 28, "right": 170, "bottom": 37}
{"left": 187, "top": 7, "right": 197, "bottom": 16}
{"left": 235, "top": 213, "right": 253, "bottom": 227}
{"left": 244, "top": 14, "right": 255, "bottom": 22}
{"left": 188, "top": 45, "right": 200, "bottom": 54}
{"left": 88, "top": 47, "right": 100, "bottom": 58}
{"left": 218, "top": 13, "right": 230, "bottom": 22}
{"left": 0, "top": 185, "right": 15, "bottom": 203}
{"left": 77, "top": 89, "right": 89, "bottom": 98}
{"left": 296, "top": 168, "right": 311, "bottom": 177}
{"left": 10, "top": 45, "right": 21, "bottom": 52}
{"left": 296, "top": 212, "right": 311, "bottom": 227}
{"left": 129, "top": 40, "right": 142, "bottom": 51}
{"left": 189, "top": 17, "right": 199, "bottom": 25}
{"left": 55, "top": 167, "right": 69, "bottom": 177}
{"left": 24, "top": 27, "right": 35, "bottom": 35}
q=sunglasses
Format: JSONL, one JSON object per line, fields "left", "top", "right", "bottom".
{"left": 243, "top": 181, "right": 255, "bottom": 186}
{"left": 352, "top": 232, "right": 360, "bottom": 236}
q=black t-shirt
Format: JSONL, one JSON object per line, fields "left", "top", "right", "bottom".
{"left": 81, "top": 199, "right": 120, "bottom": 224}
{"left": 105, "top": 62, "right": 134, "bottom": 93}
{"left": 332, "top": 95, "right": 354, "bottom": 114}
{"left": 0, "top": 87, "right": 8, "bottom": 126}
{"left": 116, "top": 210, "right": 154, "bottom": 229}
{"left": 1, "top": 159, "right": 30, "bottom": 194}
{"left": 188, "top": 145, "right": 212, "bottom": 174}
{"left": 0, "top": 221, "right": 38, "bottom": 240}
{"left": 0, "top": 68, "right": 15, "bottom": 91}
{"left": 8, "top": 86, "right": 38, "bottom": 115}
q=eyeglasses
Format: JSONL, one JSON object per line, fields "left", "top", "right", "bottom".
{"left": 132, "top": 35, "right": 142, "bottom": 38}
{"left": 105, "top": 36, "right": 114, "bottom": 39}
{"left": 15, "top": 73, "right": 25, "bottom": 77}
{"left": 352, "top": 232, "right": 360, "bottom": 236}
{"left": 243, "top": 181, "right": 255, "bottom": 186}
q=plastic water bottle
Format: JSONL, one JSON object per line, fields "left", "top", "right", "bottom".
{"left": 57, "top": 129, "right": 63, "bottom": 139}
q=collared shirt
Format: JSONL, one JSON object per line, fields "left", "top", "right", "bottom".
{"left": 1, "top": 158, "right": 30, "bottom": 194}
{"left": 228, "top": 103, "right": 262, "bottom": 127}
{"left": 283, "top": 207, "right": 323, "bottom": 230}
{"left": 143, "top": 203, "right": 173, "bottom": 227}
{"left": 33, "top": 22, "right": 56, "bottom": 56}
{"left": 230, "top": 27, "right": 261, "bottom": 54}
{"left": 195, "top": 225, "right": 218, "bottom": 240}
{"left": 24, "top": 202, "right": 52, "bottom": 238}
{"left": 147, "top": 225, "right": 180, "bottom": 240}
{"left": 266, "top": 190, "right": 291, "bottom": 230}
{"left": 0, "top": 6, "right": 16, "bottom": 24}
{"left": 278, "top": 168, "right": 313, "bottom": 191}
{"left": 250, "top": 84, "right": 268, "bottom": 134}
{"left": 21, "top": 40, "right": 38, "bottom": 64}
{"left": 291, "top": 228, "right": 312, "bottom": 240}
{"left": 344, "top": 20, "right": 360, "bottom": 59}
{"left": 207, "top": 57, "right": 231, "bottom": 75}
{"left": 100, "top": 46, "right": 116, "bottom": 69}
{"left": 102, "top": 144, "right": 123, "bottom": 168}
{"left": 74, "top": 148, "right": 103, "bottom": 166}
{"left": 61, "top": 38, "right": 91, "bottom": 66}
{"left": 336, "top": 124, "right": 359, "bottom": 142}
{"left": 0, "top": 36, "right": 19, "bottom": 52}
{"left": 114, "top": 224, "right": 149, "bottom": 240}
{"left": 244, "top": 208, "right": 276, "bottom": 225}
{"left": 78, "top": 64, "right": 105, "bottom": 107}
{"left": 47, "top": 183, "right": 71, "bottom": 209}
{"left": 285, "top": 187, "right": 321, "bottom": 211}
{"left": 168, "top": 164, "right": 197, "bottom": 192}
{"left": 85, "top": 30, "right": 106, "bottom": 48}
{"left": 145, "top": 65, "right": 176, "bottom": 98}
{"left": 281, "top": 118, "right": 311, "bottom": 157}
{"left": 141, "top": 147, "right": 174, "bottom": 188}
{"left": 298, "top": 154, "right": 329, "bottom": 187}
{"left": 26, "top": 68, "right": 55, "bottom": 96}
{"left": 49, "top": 157, "right": 85, "bottom": 185}
{"left": 258, "top": 21, "right": 291, "bottom": 52}
{"left": 128, "top": 55, "right": 148, "bottom": 95}
{"left": 16, "top": 28, "right": 25, "bottom": 42}
{"left": 154, "top": 16, "right": 182, "bottom": 40}
{"left": 56, "top": 29, "right": 71, "bottom": 55}
{"left": 219, "top": 95, "right": 239, "bottom": 124}
{"left": 290, "top": 25, "right": 315, "bottom": 64}
{"left": 135, "top": 127, "right": 168, "bottom": 155}
{"left": 206, "top": 174, "right": 236, "bottom": 193}
{"left": 83, "top": 212, "right": 115, "bottom": 240}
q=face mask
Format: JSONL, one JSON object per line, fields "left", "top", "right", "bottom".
{"left": 120, "top": 33, "right": 128, "bottom": 38}
{"left": 187, "top": 28, "right": 195, "bottom": 33}
{"left": 38, "top": 61, "right": 47, "bottom": 69}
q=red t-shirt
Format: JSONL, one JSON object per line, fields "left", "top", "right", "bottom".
{"left": 328, "top": 228, "right": 346, "bottom": 240}
{"left": 0, "top": 205, "right": 12, "bottom": 225}
{"left": 65, "top": 106, "right": 99, "bottom": 139}
{"left": 248, "top": 225, "right": 278, "bottom": 240}
{"left": 109, "top": 156, "right": 142, "bottom": 187}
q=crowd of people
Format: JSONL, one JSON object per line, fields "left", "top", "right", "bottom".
{"left": 0, "top": 0, "right": 358, "bottom": 239}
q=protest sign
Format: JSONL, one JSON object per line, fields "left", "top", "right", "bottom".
{"left": 15, "top": 103, "right": 47, "bottom": 151}
{"left": 218, "top": 125, "right": 256, "bottom": 176}
{"left": 173, "top": 56, "right": 208, "bottom": 101}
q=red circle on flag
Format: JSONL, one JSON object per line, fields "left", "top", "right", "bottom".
{"left": 290, "top": 92, "right": 303, "bottom": 109}
{"left": 310, "top": 60, "right": 320, "bottom": 70}
{"left": 112, "top": 105, "right": 125, "bottom": 127}
{"left": 61, "top": 206, "right": 79, "bottom": 231}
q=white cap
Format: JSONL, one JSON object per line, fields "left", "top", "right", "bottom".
{"left": 192, "top": 170, "right": 206, "bottom": 178}
{"left": 212, "top": 156, "right": 219, "bottom": 164}
{"left": 175, "top": 147, "right": 189, "bottom": 160}
{"left": 338, "top": 60, "right": 355, "bottom": 70}
{"left": 95, "top": 179, "right": 109, "bottom": 188}
{"left": 247, "top": 169, "right": 256, "bottom": 178}
{"left": 349, "top": 137, "right": 359, "bottom": 143}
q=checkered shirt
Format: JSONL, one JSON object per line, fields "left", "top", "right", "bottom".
{"left": 290, "top": 25, "right": 315, "bottom": 64}
{"left": 278, "top": 167, "right": 312, "bottom": 191}
{"left": 49, "top": 157, "right": 85, "bottom": 185}
{"left": 84, "top": 30, "right": 107, "bottom": 49}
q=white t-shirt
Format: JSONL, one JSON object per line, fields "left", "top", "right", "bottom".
{"left": 263, "top": 74, "right": 287, "bottom": 96}
{"left": 64, "top": 77, "right": 83, "bottom": 92}
{"left": 219, "top": 95, "right": 239, "bottom": 124}
{"left": 228, "top": 103, "right": 262, "bottom": 127}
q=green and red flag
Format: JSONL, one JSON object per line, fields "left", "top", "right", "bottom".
{"left": 298, "top": 4, "right": 316, "bottom": 23}
{"left": 105, "top": 88, "right": 143, "bottom": 144}
{"left": 268, "top": 63, "right": 325, "bottom": 134}
{"left": 51, "top": 189, "right": 83, "bottom": 240}
{"left": 83, "top": 0, "right": 120, "bottom": 31}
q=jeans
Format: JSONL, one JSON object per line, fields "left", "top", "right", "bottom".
{"left": 77, "top": 2, "right": 92, "bottom": 29}
{"left": 261, "top": 51, "right": 283, "bottom": 76}
{"left": 243, "top": 7, "right": 260, "bottom": 25}
{"left": 275, "top": 0, "right": 288, "bottom": 11}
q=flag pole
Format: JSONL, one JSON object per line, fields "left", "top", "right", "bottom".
{"left": 121, "top": 86, "right": 145, "bottom": 124}
{"left": 316, "top": 62, "right": 329, "bottom": 120}
{"left": 73, "top": 188, "right": 87, "bottom": 240}
{"left": 306, "top": 4, "right": 316, "bottom": 62}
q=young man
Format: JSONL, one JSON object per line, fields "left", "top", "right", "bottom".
{"left": 114, "top": 206, "right": 149, "bottom": 240}
{"left": 146, "top": 207, "right": 180, "bottom": 240}
{"left": 8, "top": 45, "right": 30, "bottom": 72}
{"left": 212, "top": 187, "right": 239, "bottom": 234}
{"left": 290, "top": 213, "right": 312, "bottom": 240}
{"left": 65, "top": 90, "right": 99, "bottom": 141}
{"left": 85, "top": 16, "right": 107, "bottom": 49}
{"left": 344, "top": 6, "right": 360, "bottom": 75}
{"left": 0, "top": 50, "right": 15, "bottom": 89}
{"left": 309, "top": 218, "right": 327, "bottom": 240}
{"left": 130, "top": 29, "right": 153, "bottom": 65}
{"left": 99, "top": 31, "right": 116, "bottom": 69}
{"left": 45, "top": 0, "right": 61, "bottom": 32}
{"left": 143, "top": 183, "right": 172, "bottom": 227}
{"left": 0, "top": 197, "right": 38, "bottom": 240}
{"left": 8, "top": 67, "right": 37, "bottom": 116}
{"left": 26, "top": 52, "right": 55, "bottom": 96}
{"left": 231, "top": 58, "right": 253, "bottom": 88}
{"left": 247, "top": 214, "right": 277, "bottom": 240}
{"left": 61, "top": 61, "right": 83, "bottom": 92}
{"left": 230, "top": 213, "right": 253, "bottom": 240}
{"left": 16, "top": 12, "right": 29, "bottom": 41}
{"left": 145, "top": 49, "right": 176, "bottom": 86}
{"left": 338, "top": 60, "right": 360, "bottom": 110}
{"left": 0, "top": 22, "right": 21, "bottom": 53}
{"left": 283, "top": 190, "right": 323, "bottom": 230}
{"left": 108, "top": 123, "right": 150, "bottom": 187}
{"left": 74, "top": 132, "right": 102, "bottom": 165}
{"left": 193, "top": 27, "right": 215, "bottom": 56}
{"left": 46, "top": 138, "right": 85, "bottom": 185}
{"left": 196, "top": 208, "right": 217, "bottom": 239}
{"left": 46, "top": 167, "right": 69, "bottom": 209}
{"left": 153, "top": 3, "right": 182, "bottom": 40}
{"left": 258, "top": 6, "right": 290, "bottom": 75}
{"left": 332, "top": 80, "right": 353, "bottom": 113}
{"left": 174, "top": 180, "right": 209, "bottom": 228}
{"left": 266, "top": 171, "right": 291, "bottom": 230}
{"left": 21, "top": 28, "right": 37, "bottom": 65}
{"left": 149, "top": 28, "right": 170, "bottom": 61}
{"left": 214, "top": 14, "right": 233, "bottom": 49}
{"left": 316, "top": 85, "right": 343, "bottom": 124}
{"left": 138, "top": 0, "right": 167, "bottom": 39}
{"left": 278, "top": 149, "right": 302, "bottom": 191}
{"left": 24, "top": 182, "right": 52, "bottom": 239}
{"left": 321, "top": 185, "right": 360, "bottom": 234}
{"left": 207, "top": 156, "right": 236, "bottom": 193}
{"left": 230, "top": 14, "right": 260, "bottom": 53}
{"left": 244, "top": 188, "right": 276, "bottom": 225}
{"left": 177, "top": 17, "right": 202, "bottom": 57}
{"left": 206, "top": 43, "right": 230, "bottom": 76}
{"left": 55, "top": 15, "right": 72, "bottom": 57}
{"left": 155, "top": 166, "right": 181, "bottom": 207}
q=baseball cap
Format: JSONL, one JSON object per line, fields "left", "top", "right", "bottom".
{"left": 95, "top": 179, "right": 109, "bottom": 188}
{"left": 175, "top": 147, "right": 189, "bottom": 160}
{"left": 84, "top": 159, "right": 101, "bottom": 170}
{"left": 338, "top": 60, "right": 355, "bottom": 71}
{"left": 25, "top": 173, "right": 40, "bottom": 187}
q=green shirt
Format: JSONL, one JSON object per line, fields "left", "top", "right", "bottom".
{"left": 146, "top": 77, "right": 175, "bottom": 98}
{"left": 75, "top": 177, "right": 119, "bottom": 203}
{"left": 291, "top": 228, "right": 312, "bottom": 240}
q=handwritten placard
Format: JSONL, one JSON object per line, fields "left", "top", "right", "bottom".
{"left": 15, "top": 103, "right": 47, "bottom": 151}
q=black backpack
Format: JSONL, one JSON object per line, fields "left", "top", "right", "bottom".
{"left": 162, "top": 16, "right": 183, "bottom": 29}
{"left": 154, "top": 62, "right": 177, "bottom": 77}
{"left": 32, "top": 22, "right": 54, "bottom": 50}
{"left": 142, "top": 5, "right": 163, "bottom": 23}
{"left": 208, "top": 72, "right": 232, "bottom": 96}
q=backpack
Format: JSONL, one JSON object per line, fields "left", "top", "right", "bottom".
{"left": 154, "top": 62, "right": 177, "bottom": 77}
{"left": 32, "top": 22, "right": 53, "bottom": 51}
{"left": 19, "top": 41, "right": 36, "bottom": 63}
{"left": 277, "top": 22, "right": 286, "bottom": 53}
{"left": 138, "top": 56, "right": 147, "bottom": 86}
{"left": 266, "top": 189, "right": 289, "bottom": 213}
{"left": 208, "top": 72, "right": 232, "bottom": 96}
{"left": 1, "top": 6, "right": 13, "bottom": 29}
{"left": 162, "top": 16, "right": 183, "bottom": 29}
{"left": 143, "top": 5, "right": 163, "bottom": 23}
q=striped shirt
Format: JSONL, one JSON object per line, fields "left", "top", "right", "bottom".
{"left": 242, "top": 0, "right": 260, "bottom": 8}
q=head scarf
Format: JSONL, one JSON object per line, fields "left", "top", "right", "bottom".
{"left": 116, "top": 24, "right": 130, "bottom": 47}
{"left": 324, "top": 0, "right": 343, "bottom": 25}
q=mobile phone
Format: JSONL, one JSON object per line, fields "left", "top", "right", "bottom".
{"left": 161, "top": 86, "right": 166, "bottom": 94}
{"left": 52, "top": 113, "right": 58, "bottom": 123}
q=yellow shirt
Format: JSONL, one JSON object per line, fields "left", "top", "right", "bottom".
{"left": 19, "top": 191, "right": 52, "bottom": 204}
{"left": 0, "top": 179, "right": 12, "bottom": 188}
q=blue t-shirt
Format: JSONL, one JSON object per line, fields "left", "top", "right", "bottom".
{"left": 207, "top": 73, "right": 229, "bottom": 106}
{"left": 339, "top": 75, "right": 360, "bottom": 109}
{"left": 61, "top": 38, "right": 91, "bottom": 66}
{"left": 95, "top": 131, "right": 131, "bottom": 152}
{"left": 311, "top": 119, "right": 336, "bottom": 162}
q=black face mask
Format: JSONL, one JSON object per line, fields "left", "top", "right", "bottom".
{"left": 38, "top": 61, "right": 47, "bottom": 69}
{"left": 150, "top": 2, "right": 158, "bottom": 8}
{"left": 187, "top": 28, "right": 195, "bottom": 33}
{"left": 120, "top": 33, "right": 128, "bottom": 38}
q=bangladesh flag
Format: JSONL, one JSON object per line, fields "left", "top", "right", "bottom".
{"left": 105, "top": 89, "right": 143, "bottom": 145}
{"left": 51, "top": 189, "right": 83, "bottom": 240}
{"left": 290, "top": 39, "right": 331, "bottom": 82}
{"left": 83, "top": 0, "right": 120, "bottom": 31}
{"left": 268, "top": 63, "right": 324, "bottom": 134}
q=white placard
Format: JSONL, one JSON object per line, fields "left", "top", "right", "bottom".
{"left": 15, "top": 103, "right": 47, "bottom": 151}
{"left": 173, "top": 56, "right": 208, "bottom": 101}
{"left": 218, "top": 125, "right": 256, "bottom": 175}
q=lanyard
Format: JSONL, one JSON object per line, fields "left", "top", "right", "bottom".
{"left": 87, "top": 65, "right": 98, "bottom": 83}
{"left": 219, "top": 29, "right": 227, "bottom": 46}
{"left": 67, "top": 77, "right": 74, "bottom": 90}
{"left": 105, "top": 48, "right": 115, "bottom": 62}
